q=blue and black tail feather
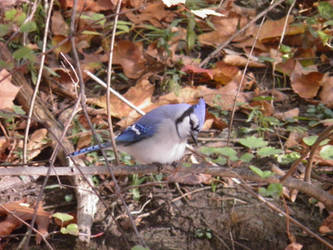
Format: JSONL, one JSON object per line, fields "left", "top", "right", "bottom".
{"left": 68, "top": 142, "right": 112, "bottom": 157}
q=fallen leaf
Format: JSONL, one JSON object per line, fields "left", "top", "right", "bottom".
{"left": 198, "top": 15, "right": 250, "bottom": 46}
{"left": 290, "top": 62, "right": 323, "bottom": 99}
{"left": 51, "top": 35, "right": 71, "bottom": 55}
{"left": 27, "top": 128, "right": 48, "bottom": 161}
{"left": 319, "top": 75, "right": 333, "bottom": 108}
{"left": 59, "top": 0, "right": 114, "bottom": 12}
{"left": 167, "top": 172, "right": 212, "bottom": 185}
{"left": 51, "top": 11, "right": 69, "bottom": 36}
{"left": 319, "top": 212, "right": 333, "bottom": 239}
{"left": 257, "top": 16, "right": 305, "bottom": 43}
{"left": 0, "top": 69, "right": 21, "bottom": 110}
{"left": 158, "top": 82, "right": 250, "bottom": 111}
{"left": 223, "top": 54, "right": 266, "bottom": 68}
{"left": 113, "top": 40, "right": 146, "bottom": 79}
{"left": 124, "top": 2, "right": 174, "bottom": 27}
{"left": 285, "top": 130, "right": 306, "bottom": 149}
{"left": 182, "top": 65, "right": 214, "bottom": 81}
{"left": 275, "top": 108, "right": 299, "bottom": 120}
{"left": 0, "top": 201, "right": 51, "bottom": 244}
{"left": 211, "top": 61, "right": 240, "bottom": 85}
{"left": 285, "top": 242, "right": 303, "bottom": 250}
{"left": 250, "top": 100, "right": 274, "bottom": 116}
{"left": 89, "top": 75, "right": 155, "bottom": 127}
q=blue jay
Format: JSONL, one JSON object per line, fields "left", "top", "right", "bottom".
{"left": 69, "top": 98, "right": 206, "bottom": 164}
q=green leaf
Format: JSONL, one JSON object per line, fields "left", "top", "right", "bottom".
{"left": 81, "top": 13, "right": 106, "bottom": 26}
{"left": 216, "top": 147, "right": 238, "bottom": 161}
{"left": 259, "top": 183, "right": 283, "bottom": 198}
{"left": 200, "top": 147, "right": 238, "bottom": 162}
{"left": 320, "top": 145, "right": 333, "bottom": 160}
{"left": 12, "top": 46, "right": 35, "bottom": 62}
{"left": 64, "top": 194, "right": 73, "bottom": 202}
{"left": 81, "top": 30, "right": 102, "bottom": 36}
{"left": 131, "top": 188, "right": 140, "bottom": 200}
{"left": 0, "top": 24, "right": 10, "bottom": 37}
{"left": 212, "top": 156, "right": 226, "bottom": 165}
{"left": 317, "top": 30, "right": 331, "bottom": 45}
{"left": 240, "top": 153, "right": 254, "bottom": 163}
{"left": 279, "top": 44, "right": 292, "bottom": 53}
{"left": 20, "top": 21, "right": 37, "bottom": 32}
{"left": 131, "top": 245, "right": 150, "bottom": 250}
{"left": 238, "top": 136, "right": 268, "bottom": 149}
{"left": 303, "top": 135, "right": 318, "bottom": 146}
{"left": 52, "top": 212, "right": 74, "bottom": 223}
{"left": 249, "top": 165, "right": 274, "bottom": 178}
{"left": 257, "top": 147, "right": 283, "bottom": 158}
{"left": 12, "top": 105, "right": 26, "bottom": 115}
{"left": 318, "top": 2, "right": 333, "bottom": 20}
{"left": 65, "top": 223, "right": 79, "bottom": 236}
{"left": 187, "top": 14, "right": 196, "bottom": 50}
{"left": 5, "top": 9, "right": 17, "bottom": 21}
{"left": 276, "top": 152, "right": 300, "bottom": 165}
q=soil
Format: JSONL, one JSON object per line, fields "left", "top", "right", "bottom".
{"left": 1, "top": 176, "right": 330, "bottom": 250}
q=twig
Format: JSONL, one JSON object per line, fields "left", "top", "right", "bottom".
{"left": 106, "top": 0, "right": 122, "bottom": 165}
{"left": 22, "top": 0, "right": 53, "bottom": 164}
{"left": 1, "top": 164, "right": 332, "bottom": 211}
{"left": 84, "top": 70, "right": 145, "bottom": 115}
{"left": 22, "top": 1, "right": 54, "bottom": 248}
{"left": 227, "top": 4, "right": 267, "bottom": 145}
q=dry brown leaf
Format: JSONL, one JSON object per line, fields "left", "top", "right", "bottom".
{"left": 319, "top": 75, "right": 333, "bottom": 108}
{"left": 290, "top": 62, "right": 323, "bottom": 99}
{"left": 198, "top": 15, "right": 250, "bottom": 46}
{"left": 257, "top": 16, "right": 305, "bottom": 43}
{"left": 223, "top": 54, "right": 266, "bottom": 68}
{"left": 206, "top": 111, "right": 228, "bottom": 130}
{"left": 250, "top": 100, "right": 274, "bottom": 116}
{"left": 51, "top": 11, "right": 69, "bottom": 36}
{"left": 319, "top": 212, "right": 333, "bottom": 239}
{"left": 211, "top": 61, "right": 240, "bottom": 85}
{"left": 271, "top": 89, "right": 288, "bottom": 102}
{"left": 167, "top": 172, "right": 212, "bottom": 185}
{"left": 59, "top": 0, "right": 114, "bottom": 12}
{"left": 27, "top": 129, "right": 48, "bottom": 160}
{"left": 51, "top": 35, "right": 71, "bottom": 55}
{"left": 182, "top": 65, "right": 214, "bottom": 80}
{"left": 113, "top": 40, "right": 146, "bottom": 79}
{"left": 89, "top": 75, "right": 155, "bottom": 127}
{"left": 124, "top": 2, "right": 174, "bottom": 27}
{"left": 275, "top": 108, "right": 299, "bottom": 121}
{"left": 285, "top": 130, "right": 305, "bottom": 149}
{"left": 158, "top": 82, "right": 249, "bottom": 111}
{"left": 0, "top": 201, "right": 51, "bottom": 244}
{"left": 285, "top": 242, "right": 303, "bottom": 250}
{"left": 0, "top": 69, "right": 21, "bottom": 110}
{"left": 276, "top": 58, "right": 296, "bottom": 76}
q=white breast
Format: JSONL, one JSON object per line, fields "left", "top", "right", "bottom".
{"left": 117, "top": 119, "right": 187, "bottom": 164}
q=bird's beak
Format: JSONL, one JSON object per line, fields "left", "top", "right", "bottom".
{"left": 191, "top": 131, "right": 198, "bottom": 145}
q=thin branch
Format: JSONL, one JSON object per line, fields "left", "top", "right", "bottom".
{"left": 22, "top": 0, "right": 54, "bottom": 248}
{"left": 227, "top": 5, "right": 267, "bottom": 145}
{"left": 84, "top": 70, "right": 145, "bottom": 115}
{"left": 106, "top": 0, "right": 122, "bottom": 165}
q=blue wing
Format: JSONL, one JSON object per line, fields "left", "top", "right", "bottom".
{"left": 116, "top": 122, "right": 156, "bottom": 146}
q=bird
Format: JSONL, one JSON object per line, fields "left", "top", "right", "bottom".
{"left": 69, "top": 98, "right": 206, "bottom": 164}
